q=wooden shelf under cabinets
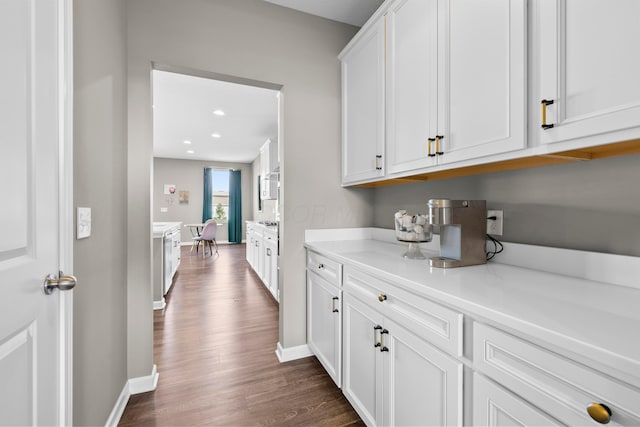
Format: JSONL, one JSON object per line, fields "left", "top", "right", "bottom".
{"left": 354, "top": 139, "right": 640, "bottom": 188}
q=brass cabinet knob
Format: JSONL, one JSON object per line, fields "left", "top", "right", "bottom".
{"left": 378, "top": 294, "right": 387, "bottom": 302}
{"left": 587, "top": 403, "right": 612, "bottom": 424}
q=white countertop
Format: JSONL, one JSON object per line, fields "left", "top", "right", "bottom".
{"left": 305, "top": 230, "right": 640, "bottom": 387}
{"left": 152, "top": 221, "right": 182, "bottom": 238}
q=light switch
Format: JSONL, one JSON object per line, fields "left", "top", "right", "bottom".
{"left": 77, "top": 207, "right": 91, "bottom": 239}
{"left": 160, "top": 207, "right": 168, "bottom": 213}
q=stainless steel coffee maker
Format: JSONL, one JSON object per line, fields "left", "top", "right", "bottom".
{"left": 427, "top": 199, "right": 487, "bottom": 268}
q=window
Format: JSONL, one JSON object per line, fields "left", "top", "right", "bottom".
{"left": 212, "top": 169, "right": 229, "bottom": 222}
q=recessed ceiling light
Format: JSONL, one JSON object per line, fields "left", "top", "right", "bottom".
{"left": 186, "top": 150, "right": 195, "bottom": 154}
{"left": 212, "top": 109, "right": 225, "bottom": 116}
{"left": 211, "top": 133, "right": 221, "bottom": 138}
{"left": 183, "top": 140, "right": 192, "bottom": 144}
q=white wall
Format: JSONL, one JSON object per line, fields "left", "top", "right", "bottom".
{"left": 127, "top": 0, "right": 373, "bottom": 362}
{"left": 153, "top": 157, "right": 253, "bottom": 243}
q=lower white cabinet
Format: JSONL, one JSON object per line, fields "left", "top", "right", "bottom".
{"left": 342, "top": 292, "right": 463, "bottom": 427}
{"left": 307, "top": 270, "right": 341, "bottom": 387}
{"left": 263, "top": 233, "right": 278, "bottom": 301}
{"left": 473, "top": 373, "right": 560, "bottom": 426}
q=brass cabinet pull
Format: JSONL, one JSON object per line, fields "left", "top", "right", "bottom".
{"left": 427, "top": 138, "right": 436, "bottom": 157}
{"left": 373, "top": 325, "right": 382, "bottom": 348}
{"left": 587, "top": 403, "right": 612, "bottom": 424}
{"left": 332, "top": 296, "right": 339, "bottom": 313}
{"left": 375, "top": 155, "right": 382, "bottom": 170}
{"left": 435, "top": 135, "right": 444, "bottom": 155}
{"left": 541, "top": 99, "right": 555, "bottom": 129}
{"left": 378, "top": 294, "right": 387, "bottom": 302}
{"left": 380, "top": 329, "right": 389, "bottom": 352}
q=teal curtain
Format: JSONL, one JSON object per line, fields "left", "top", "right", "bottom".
{"left": 228, "top": 169, "right": 242, "bottom": 243}
{"left": 202, "top": 168, "right": 213, "bottom": 223}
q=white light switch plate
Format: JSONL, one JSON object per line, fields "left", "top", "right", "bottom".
{"left": 160, "top": 207, "right": 168, "bottom": 213}
{"left": 77, "top": 207, "right": 91, "bottom": 239}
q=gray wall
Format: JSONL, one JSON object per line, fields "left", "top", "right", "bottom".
{"left": 373, "top": 154, "right": 640, "bottom": 257}
{"left": 153, "top": 157, "right": 254, "bottom": 243}
{"left": 127, "top": 0, "right": 373, "bottom": 354}
{"left": 73, "top": 0, "right": 128, "bottom": 425}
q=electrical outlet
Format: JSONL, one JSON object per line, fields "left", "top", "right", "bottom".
{"left": 487, "top": 210, "right": 503, "bottom": 236}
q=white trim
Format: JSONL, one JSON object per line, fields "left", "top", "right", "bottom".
{"left": 104, "top": 382, "right": 129, "bottom": 427}
{"left": 153, "top": 298, "right": 166, "bottom": 310}
{"left": 128, "top": 364, "right": 159, "bottom": 395}
{"left": 104, "top": 365, "right": 159, "bottom": 427}
{"left": 275, "top": 342, "right": 313, "bottom": 363}
{"left": 57, "top": 0, "right": 74, "bottom": 424}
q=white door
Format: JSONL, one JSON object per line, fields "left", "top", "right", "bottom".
{"left": 0, "top": 0, "right": 73, "bottom": 426}
{"left": 383, "top": 318, "right": 463, "bottom": 426}
{"left": 441, "top": 0, "right": 527, "bottom": 165}
{"left": 537, "top": 0, "right": 640, "bottom": 144}
{"left": 341, "top": 19, "right": 386, "bottom": 184}
{"left": 386, "top": 0, "right": 439, "bottom": 174}
{"left": 342, "top": 293, "right": 382, "bottom": 426}
{"left": 307, "top": 271, "right": 341, "bottom": 387}
{"left": 473, "top": 373, "right": 561, "bottom": 426}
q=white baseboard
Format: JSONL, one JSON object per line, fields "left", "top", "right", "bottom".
{"left": 153, "top": 298, "right": 166, "bottom": 310}
{"left": 129, "top": 364, "right": 159, "bottom": 395}
{"left": 275, "top": 342, "right": 313, "bottom": 363}
{"left": 105, "top": 365, "right": 159, "bottom": 426}
{"left": 104, "top": 382, "right": 131, "bottom": 427}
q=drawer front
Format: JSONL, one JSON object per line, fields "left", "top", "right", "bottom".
{"left": 344, "top": 266, "right": 463, "bottom": 357}
{"left": 474, "top": 322, "right": 640, "bottom": 426}
{"left": 307, "top": 250, "right": 342, "bottom": 286}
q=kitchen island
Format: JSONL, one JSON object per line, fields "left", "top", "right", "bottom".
{"left": 153, "top": 222, "right": 182, "bottom": 309}
{"left": 305, "top": 228, "right": 640, "bottom": 426}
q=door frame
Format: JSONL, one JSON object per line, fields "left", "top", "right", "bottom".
{"left": 58, "top": 0, "right": 74, "bottom": 424}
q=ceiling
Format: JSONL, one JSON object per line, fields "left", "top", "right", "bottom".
{"left": 152, "top": 70, "right": 279, "bottom": 163}
{"left": 152, "top": 1, "right": 383, "bottom": 164}
{"left": 263, "top": 0, "right": 384, "bottom": 27}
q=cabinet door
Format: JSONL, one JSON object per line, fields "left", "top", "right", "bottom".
{"left": 441, "top": 0, "right": 526, "bottom": 164}
{"left": 341, "top": 19, "right": 386, "bottom": 184}
{"left": 343, "top": 293, "right": 382, "bottom": 426}
{"left": 265, "top": 239, "right": 278, "bottom": 300}
{"left": 307, "top": 272, "right": 341, "bottom": 387}
{"left": 473, "top": 373, "right": 561, "bottom": 426}
{"left": 537, "top": 1, "right": 640, "bottom": 145}
{"left": 383, "top": 318, "right": 463, "bottom": 427}
{"left": 386, "top": 0, "right": 438, "bottom": 174}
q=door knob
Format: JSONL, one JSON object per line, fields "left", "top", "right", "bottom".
{"left": 43, "top": 273, "right": 77, "bottom": 295}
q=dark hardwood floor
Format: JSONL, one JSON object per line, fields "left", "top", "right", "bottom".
{"left": 119, "top": 244, "right": 363, "bottom": 427}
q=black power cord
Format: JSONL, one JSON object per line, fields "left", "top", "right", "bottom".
{"left": 486, "top": 215, "right": 504, "bottom": 260}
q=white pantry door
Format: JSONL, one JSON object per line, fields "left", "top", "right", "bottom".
{"left": 0, "top": 0, "right": 73, "bottom": 426}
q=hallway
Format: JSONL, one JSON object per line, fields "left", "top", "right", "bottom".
{"left": 119, "top": 244, "right": 362, "bottom": 426}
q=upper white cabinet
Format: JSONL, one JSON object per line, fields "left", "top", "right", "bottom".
{"left": 260, "top": 138, "right": 278, "bottom": 176}
{"left": 443, "top": 0, "right": 527, "bottom": 165}
{"left": 387, "top": 0, "right": 526, "bottom": 174}
{"left": 536, "top": 0, "right": 640, "bottom": 146}
{"left": 386, "top": 0, "right": 439, "bottom": 173}
{"left": 340, "top": 19, "right": 386, "bottom": 185}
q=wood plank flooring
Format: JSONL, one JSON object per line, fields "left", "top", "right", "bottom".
{"left": 119, "top": 244, "right": 363, "bottom": 427}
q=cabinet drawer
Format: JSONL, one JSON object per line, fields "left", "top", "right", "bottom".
{"left": 344, "top": 266, "right": 463, "bottom": 357}
{"left": 307, "top": 251, "right": 342, "bottom": 286}
{"left": 474, "top": 322, "right": 640, "bottom": 426}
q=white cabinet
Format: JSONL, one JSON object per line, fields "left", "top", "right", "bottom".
{"left": 473, "top": 373, "right": 561, "bottom": 426}
{"left": 307, "top": 271, "right": 341, "bottom": 387}
{"left": 342, "top": 292, "right": 462, "bottom": 427}
{"left": 536, "top": 0, "right": 640, "bottom": 146}
{"left": 263, "top": 229, "right": 278, "bottom": 301}
{"left": 473, "top": 322, "right": 640, "bottom": 426}
{"left": 246, "top": 222, "right": 279, "bottom": 302}
{"left": 340, "top": 18, "right": 385, "bottom": 184}
{"left": 386, "top": 0, "right": 526, "bottom": 174}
